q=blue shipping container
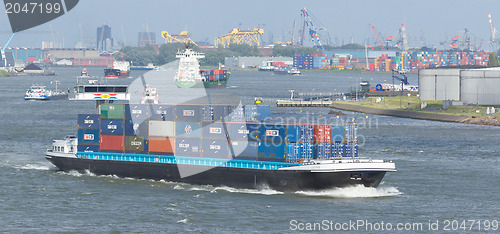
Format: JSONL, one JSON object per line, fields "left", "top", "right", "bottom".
{"left": 124, "top": 120, "right": 149, "bottom": 137}
{"left": 332, "top": 142, "right": 343, "bottom": 157}
{"left": 331, "top": 126, "right": 344, "bottom": 142}
{"left": 227, "top": 105, "right": 244, "bottom": 122}
{"left": 175, "top": 105, "right": 202, "bottom": 122}
{"left": 286, "top": 143, "right": 301, "bottom": 162}
{"left": 77, "top": 129, "right": 100, "bottom": 145}
{"left": 100, "top": 119, "right": 124, "bottom": 135}
{"left": 244, "top": 105, "right": 258, "bottom": 122}
{"left": 125, "top": 104, "right": 151, "bottom": 120}
{"left": 228, "top": 123, "right": 259, "bottom": 141}
{"left": 77, "top": 114, "right": 100, "bottom": 130}
{"left": 300, "top": 143, "right": 314, "bottom": 160}
{"left": 202, "top": 122, "right": 228, "bottom": 139}
{"left": 213, "top": 105, "right": 229, "bottom": 122}
{"left": 286, "top": 125, "right": 300, "bottom": 143}
{"left": 257, "top": 105, "right": 270, "bottom": 121}
{"left": 300, "top": 125, "right": 314, "bottom": 143}
{"left": 201, "top": 105, "right": 213, "bottom": 122}
{"left": 230, "top": 140, "right": 258, "bottom": 159}
{"left": 77, "top": 144, "right": 100, "bottom": 152}
{"left": 258, "top": 141, "right": 286, "bottom": 161}
{"left": 258, "top": 123, "right": 287, "bottom": 142}
{"left": 150, "top": 104, "right": 174, "bottom": 121}
{"left": 314, "top": 143, "right": 331, "bottom": 160}
{"left": 175, "top": 138, "right": 201, "bottom": 156}
{"left": 175, "top": 121, "right": 202, "bottom": 138}
{"left": 202, "top": 139, "right": 229, "bottom": 158}
{"left": 343, "top": 143, "right": 358, "bottom": 157}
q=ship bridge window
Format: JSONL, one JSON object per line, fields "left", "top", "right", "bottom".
{"left": 114, "top": 87, "right": 127, "bottom": 93}
{"left": 98, "top": 87, "right": 114, "bottom": 92}
{"left": 85, "top": 87, "right": 98, "bottom": 92}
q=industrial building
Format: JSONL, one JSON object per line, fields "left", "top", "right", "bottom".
{"left": 224, "top": 56, "right": 292, "bottom": 68}
{"left": 97, "top": 24, "right": 113, "bottom": 51}
{"left": 419, "top": 67, "right": 500, "bottom": 105}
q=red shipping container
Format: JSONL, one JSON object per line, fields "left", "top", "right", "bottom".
{"left": 149, "top": 137, "right": 175, "bottom": 153}
{"left": 304, "top": 62, "right": 309, "bottom": 65}
{"left": 314, "top": 125, "right": 331, "bottom": 142}
{"left": 100, "top": 135, "right": 124, "bottom": 151}
{"left": 28, "top": 56, "right": 37, "bottom": 63}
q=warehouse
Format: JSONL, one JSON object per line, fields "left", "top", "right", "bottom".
{"left": 419, "top": 67, "right": 500, "bottom": 105}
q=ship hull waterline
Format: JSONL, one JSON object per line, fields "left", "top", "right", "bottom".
{"left": 45, "top": 155, "right": 387, "bottom": 192}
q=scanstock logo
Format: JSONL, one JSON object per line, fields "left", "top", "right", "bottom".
{"left": 266, "top": 130, "right": 279, "bottom": 136}
{"left": 4, "top": 0, "right": 80, "bottom": 33}
{"left": 209, "top": 127, "right": 222, "bottom": 134}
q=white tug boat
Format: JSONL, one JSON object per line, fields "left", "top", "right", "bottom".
{"left": 140, "top": 86, "right": 159, "bottom": 104}
{"left": 24, "top": 82, "right": 67, "bottom": 100}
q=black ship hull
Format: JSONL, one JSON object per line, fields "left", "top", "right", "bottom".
{"left": 46, "top": 155, "right": 387, "bottom": 192}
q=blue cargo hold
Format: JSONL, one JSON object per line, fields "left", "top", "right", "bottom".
{"left": 258, "top": 141, "right": 286, "bottom": 161}
{"left": 285, "top": 125, "right": 300, "bottom": 143}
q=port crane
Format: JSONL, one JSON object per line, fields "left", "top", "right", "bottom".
{"left": 300, "top": 8, "right": 324, "bottom": 51}
{"left": 214, "top": 28, "right": 264, "bottom": 48}
{"left": 370, "top": 24, "right": 385, "bottom": 50}
{"left": 161, "top": 30, "right": 198, "bottom": 46}
{"left": 391, "top": 69, "right": 409, "bottom": 97}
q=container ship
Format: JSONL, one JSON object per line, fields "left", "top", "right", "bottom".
{"left": 105, "top": 61, "right": 130, "bottom": 78}
{"left": 174, "top": 48, "right": 229, "bottom": 88}
{"left": 45, "top": 102, "right": 396, "bottom": 191}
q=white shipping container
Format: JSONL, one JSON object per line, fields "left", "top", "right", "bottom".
{"left": 149, "top": 120, "right": 175, "bottom": 137}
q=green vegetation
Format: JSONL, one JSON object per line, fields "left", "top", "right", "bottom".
{"left": 272, "top": 45, "right": 319, "bottom": 57}
{"left": 336, "top": 96, "right": 499, "bottom": 117}
{"left": 0, "top": 69, "right": 10, "bottom": 77}
{"left": 488, "top": 52, "right": 499, "bottom": 67}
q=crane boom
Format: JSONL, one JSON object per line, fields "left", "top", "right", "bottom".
{"left": 489, "top": 13, "right": 498, "bottom": 43}
{"left": 300, "top": 8, "right": 324, "bottom": 51}
{"left": 371, "top": 25, "right": 385, "bottom": 50}
{"left": 402, "top": 24, "right": 409, "bottom": 51}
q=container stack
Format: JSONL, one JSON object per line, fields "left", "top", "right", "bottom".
{"left": 200, "top": 69, "right": 228, "bottom": 81}
{"left": 77, "top": 103, "right": 358, "bottom": 163}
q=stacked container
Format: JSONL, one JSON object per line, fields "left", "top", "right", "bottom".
{"left": 77, "top": 114, "right": 101, "bottom": 152}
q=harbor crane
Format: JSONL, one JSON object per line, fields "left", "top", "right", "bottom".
{"left": 391, "top": 69, "right": 409, "bottom": 97}
{"left": 161, "top": 30, "right": 198, "bottom": 46}
{"left": 300, "top": 8, "right": 325, "bottom": 51}
{"left": 214, "top": 28, "right": 264, "bottom": 48}
{"left": 488, "top": 13, "right": 499, "bottom": 50}
{"left": 370, "top": 24, "right": 385, "bottom": 50}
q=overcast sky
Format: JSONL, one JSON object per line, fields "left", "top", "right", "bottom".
{"left": 1, "top": 0, "right": 500, "bottom": 51}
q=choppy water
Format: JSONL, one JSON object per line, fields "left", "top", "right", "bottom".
{"left": 1, "top": 67, "right": 498, "bottom": 232}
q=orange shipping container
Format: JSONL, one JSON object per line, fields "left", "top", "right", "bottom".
{"left": 149, "top": 137, "right": 175, "bottom": 153}
{"left": 100, "top": 135, "right": 124, "bottom": 151}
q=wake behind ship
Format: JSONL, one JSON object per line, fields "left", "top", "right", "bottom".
{"left": 46, "top": 101, "right": 396, "bottom": 192}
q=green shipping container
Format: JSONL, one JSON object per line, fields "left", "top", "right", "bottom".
{"left": 125, "top": 135, "right": 146, "bottom": 152}
{"left": 100, "top": 104, "right": 125, "bottom": 119}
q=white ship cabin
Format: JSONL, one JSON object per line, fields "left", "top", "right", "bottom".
{"left": 50, "top": 135, "right": 77, "bottom": 154}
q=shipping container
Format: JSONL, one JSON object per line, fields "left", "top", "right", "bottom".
{"left": 149, "top": 120, "right": 175, "bottom": 137}
{"left": 100, "top": 119, "right": 124, "bottom": 135}
{"left": 300, "top": 143, "right": 314, "bottom": 160}
{"left": 125, "top": 104, "right": 151, "bottom": 120}
{"left": 124, "top": 120, "right": 149, "bottom": 136}
{"left": 343, "top": 142, "right": 358, "bottom": 157}
{"left": 213, "top": 105, "right": 229, "bottom": 122}
{"left": 228, "top": 122, "right": 259, "bottom": 141}
{"left": 331, "top": 126, "right": 344, "bottom": 142}
{"left": 331, "top": 142, "right": 343, "bottom": 157}
{"left": 125, "top": 135, "right": 148, "bottom": 152}
{"left": 285, "top": 125, "right": 300, "bottom": 143}
{"left": 257, "top": 141, "right": 286, "bottom": 161}
{"left": 100, "top": 104, "right": 125, "bottom": 119}
{"left": 175, "top": 105, "right": 202, "bottom": 122}
{"left": 175, "top": 121, "right": 202, "bottom": 138}
{"left": 150, "top": 104, "right": 174, "bottom": 121}
{"left": 314, "top": 143, "right": 331, "bottom": 159}
{"left": 77, "top": 129, "right": 100, "bottom": 145}
{"left": 286, "top": 143, "right": 301, "bottom": 162}
{"left": 77, "top": 114, "right": 100, "bottom": 130}
{"left": 77, "top": 144, "right": 100, "bottom": 152}
{"left": 100, "top": 135, "right": 124, "bottom": 151}
{"left": 230, "top": 140, "right": 258, "bottom": 159}
{"left": 257, "top": 106, "right": 270, "bottom": 121}
{"left": 202, "top": 122, "right": 228, "bottom": 139}
{"left": 313, "top": 125, "right": 332, "bottom": 142}
{"left": 143, "top": 136, "right": 172, "bottom": 154}
{"left": 175, "top": 138, "right": 201, "bottom": 156}
{"left": 227, "top": 105, "right": 244, "bottom": 122}
{"left": 258, "top": 123, "right": 287, "bottom": 142}
{"left": 201, "top": 105, "right": 214, "bottom": 122}
{"left": 244, "top": 105, "right": 258, "bottom": 121}
{"left": 300, "top": 125, "right": 314, "bottom": 143}
{"left": 202, "top": 139, "right": 230, "bottom": 158}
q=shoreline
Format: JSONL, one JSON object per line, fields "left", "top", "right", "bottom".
{"left": 330, "top": 102, "right": 500, "bottom": 126}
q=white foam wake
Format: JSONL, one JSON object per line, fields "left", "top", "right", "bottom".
{"left": 16, "top": 164, "right": 51, "bottom": 171}
{"left": 210, "top": 186, "right": 284, "bottom": 195}
{"left": 295, "top": 185, "right": 402, "bottom": 198}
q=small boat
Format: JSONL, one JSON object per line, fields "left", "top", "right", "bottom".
{"left": 24, "top": 82, "right": 67, "bottom": 100}
{"left": 131, "top": 63, "right": 157, "bottom": 70}
{"left": 140, "top": 86, "right": 159, "bottom": 104}
{"left": 77, "top": 69, "right": 91, "bottom": 78}
{"left": 274, "top": 67, "right": 301, "bottom": 76}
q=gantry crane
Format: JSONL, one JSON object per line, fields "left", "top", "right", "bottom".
{"left": 300, "top": 8, "right": 324, "bottom": 51}
{"left": 488, "top": 13, "right": 499, "bottom": 47}
{"left": 161, "top": 30, "right": 198, "bottom": 46}
{"left": 214, "top": 28, "right": 264, "bottom": 48}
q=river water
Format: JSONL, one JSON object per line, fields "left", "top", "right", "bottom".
{"left": 0, "top": 67, "right": 498, "bottom": 232}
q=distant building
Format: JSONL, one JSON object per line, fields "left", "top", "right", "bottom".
{"left": 138, "top": 32, "right": 156, "bottom": 46}
{"left": 97, "top": 24, "right": 113, "bottom": 51}
{"left": 224, "top": 56, "right": 292, "bottom": 68}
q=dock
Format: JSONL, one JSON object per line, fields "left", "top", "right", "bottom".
{"left": 276, "top": 99, "right": 333, "bottom": 107}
